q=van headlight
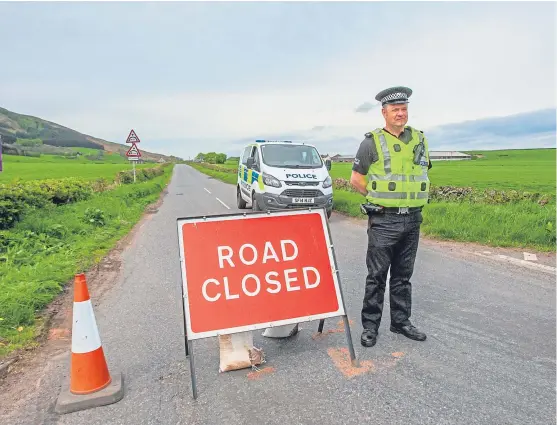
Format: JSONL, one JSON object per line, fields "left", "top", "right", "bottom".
{"left": 263, "top": 172, "right": 282, "bottom": 188}
{"left": 322, "top": 175, "right": 332, "bottom": 188}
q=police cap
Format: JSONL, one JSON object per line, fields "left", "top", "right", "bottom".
{"left": 375, "top": 86, "right": 412, "bottom": 106}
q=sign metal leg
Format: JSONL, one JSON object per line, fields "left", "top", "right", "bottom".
{"left": 188, "top": 340, "right": 197, "bottom": 400}
{"left": 322, "top": 211, "right": 359, "bottom": 367}
{"left": 342, "top": 315, "right": 359, "bottom": 367}
{"left": 181, "top": 295, "right": 189, "bottom": 357}
{"left": 317, "top": 319, "right": 325, "bottom": 333}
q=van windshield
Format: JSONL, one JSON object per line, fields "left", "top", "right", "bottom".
{"left": 260, "top": 144, "right": 323, "bottom": 169}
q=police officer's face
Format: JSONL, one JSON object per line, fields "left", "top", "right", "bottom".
{"left": 382, "top": 104, "right": 408, "bottom": 127}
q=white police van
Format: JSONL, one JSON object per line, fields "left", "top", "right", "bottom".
{"left": 236, "top": 140, "right": 334, "bottom": 218}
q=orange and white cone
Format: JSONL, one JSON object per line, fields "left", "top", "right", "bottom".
{"left": 69, "top": 273, "right": 112, "bottom": 394}
{"left": 55, "top": 273, "right": 124, "bottom": 415}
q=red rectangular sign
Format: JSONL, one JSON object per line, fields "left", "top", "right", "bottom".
{"left": 177, "top": 209, "right": 345, "bottom": 339}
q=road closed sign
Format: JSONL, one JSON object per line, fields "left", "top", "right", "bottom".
{"left": 176, "top": 209, "right": 346, "bottom": 340}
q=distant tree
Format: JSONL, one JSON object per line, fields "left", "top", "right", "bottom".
{"left": 195, "top": 152, "right": 227, "bottom": 164}
{"left": 1, "top": 134, "right": 17, "bottom": 144}
{"left": 16, "top": 138, "right": 42, "bottom": 147}
{"left": 215, "top": 153, "right": 227, "bottom": 164}
{"left": 204, "top": 152, "right": 217, "bottom": 163}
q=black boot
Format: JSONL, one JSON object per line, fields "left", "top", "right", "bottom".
{"left": 390, "top": 323, "right": 426, "bottom": 341}
{"left": 360, "top": 329, "right": 378, "bottom": 347}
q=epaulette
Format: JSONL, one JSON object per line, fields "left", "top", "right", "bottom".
{"left": 364, "top": 132, "right": 373, "bottom": 138}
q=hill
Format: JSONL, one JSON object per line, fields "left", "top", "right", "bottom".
{"left": 0, "top": 106, "right": 177, "bottom": 163}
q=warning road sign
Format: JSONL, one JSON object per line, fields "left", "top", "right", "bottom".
{"left": 177, "top": 209, "right": 346, "bottom": 340}
{"left": 126, "top": 143, "right": 141, "bottom": 158}
{"left": 126, "top": 129, "right": 140, "bottom": 144}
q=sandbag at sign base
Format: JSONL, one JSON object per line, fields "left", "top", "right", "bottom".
{"left": 218, "top": 331, "right": 265, "bottom": 373}
{"left": 262, "top": 323, "right": 299, "bottom": 338}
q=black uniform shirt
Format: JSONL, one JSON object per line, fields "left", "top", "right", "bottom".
{"left": 352, "top": 127, "right": 432, "bottom": 175}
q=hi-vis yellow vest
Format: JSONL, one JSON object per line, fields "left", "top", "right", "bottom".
{"left": 365, "top": 127, "right": 430, "bottom": 208}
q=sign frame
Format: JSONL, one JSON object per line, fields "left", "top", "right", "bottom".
{"left": 176, "top": 207, "right": 358, "bottom": 400}
{"left": 126, "top": 129, "right": 140, "bottom": 144}
{"left": 126, "top": 142, "right": 141, "bottom": 158}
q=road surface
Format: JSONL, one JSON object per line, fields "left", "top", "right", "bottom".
{"left": 1, "top": 164, "right": 555, "bottom": 425}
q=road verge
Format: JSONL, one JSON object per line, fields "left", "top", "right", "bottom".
{"left": 0, "top": 164, "right": 175, "bottom": 364}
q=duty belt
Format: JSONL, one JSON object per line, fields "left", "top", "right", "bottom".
{"left": 382, "top": 206, "right": 422, "bottom": 214}
{"left": 361, "top": 203, "right": 422, "bottom": 215}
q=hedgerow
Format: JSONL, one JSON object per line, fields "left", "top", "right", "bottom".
{"left": 331, "top": 177, "right": 554, "bottom": 205}
{"left": 0, "top": 165, "right": 168, "bottom": 230}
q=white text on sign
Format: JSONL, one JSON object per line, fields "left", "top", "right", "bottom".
{"left": 201, "top": 240, "right": 321, "bottom": 302}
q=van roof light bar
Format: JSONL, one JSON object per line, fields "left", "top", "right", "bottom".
{"left": 255, "top": 139, "right": 293, "bottom": 143}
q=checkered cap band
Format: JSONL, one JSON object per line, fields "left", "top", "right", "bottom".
{"left": 381, "top": 92, "right": 408, "bottom": 104}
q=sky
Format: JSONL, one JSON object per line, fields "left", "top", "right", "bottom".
{"left": 1, "top": 1, "right": 556, "bottom": 159}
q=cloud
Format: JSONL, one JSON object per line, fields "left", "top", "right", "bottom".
{"left": 226, "top": 108, "right": 557, "bottom": 157}
{"left": 427, "top": 108, "right": 556, "bottom": 139}
{"left": 355, "top": 102, "right": 378, "bottom": 113}
{"left": 424, "top": 108, "right": 557, "bottom": 151}
{"left": 0, "top": 1, "right": 554, "bottom": 160}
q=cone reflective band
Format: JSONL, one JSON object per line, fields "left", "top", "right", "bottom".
{"left": 70, "top": 274, "right": 111, "bottom": 394}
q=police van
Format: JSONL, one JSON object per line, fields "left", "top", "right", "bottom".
{"left": 236, "top": 140, "right": 334, "bottom": 218}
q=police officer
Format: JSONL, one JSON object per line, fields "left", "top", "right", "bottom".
{"left": 350, "top": 86, "right": 431, "bottom": 348}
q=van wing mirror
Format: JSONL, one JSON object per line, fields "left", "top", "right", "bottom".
{"left": 246, "top": 157, "right": 255, "bottom": 169}
{"left": 325, "top": 159, "right": 332, "bottom": 171}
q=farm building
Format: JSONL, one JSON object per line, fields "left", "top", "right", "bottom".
{"left": 331, "top": 154, "right": 356, "bottom": 162}
{"left": 429, "top": 151, "right": 472, "bottom": 161}
{"left": 325, "top": 151, "right": 471, "bottom": 162}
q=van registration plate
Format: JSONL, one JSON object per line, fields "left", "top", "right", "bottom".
{"left": 292, "top": 197, "right": 314, "bottom": 204}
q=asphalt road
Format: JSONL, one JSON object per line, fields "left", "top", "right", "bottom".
{"left": 2, "top": 164, "right": 555, "bottom": 425}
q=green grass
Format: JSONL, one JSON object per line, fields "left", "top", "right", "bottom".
{"left": 332, "top": 189, "right": 555, "bottom": 251}
{"left": 328, "top": 148, "right": 556, "bottom": 194}
{"left": 0, "top": 165, "right": 174, "bottom": 357}
{"left": 188, "top": 149, "right": 556, "bottom": 252}
{"left": 0, "top": 153, "right": 152, "bottom": 182}
{"left": 188, "top": 162, "right": 237, "bottom": 184}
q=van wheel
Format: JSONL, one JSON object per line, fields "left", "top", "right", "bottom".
{"left": 252, "top": 192, "right": 260, "bottom": 211}
{"left": 237, "top": 186, "right": 247, "bottom": 209}
{"left": 327, "top": 209, "right": 332, "bottom": 219}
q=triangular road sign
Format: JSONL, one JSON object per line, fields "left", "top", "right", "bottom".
{"left": 126, "top": 129, "right": 140, "bottom": 144}
{"left": 126, "top": 142, "right": 141, "bottom": 157}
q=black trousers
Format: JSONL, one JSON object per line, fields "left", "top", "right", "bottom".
{"left": 361, "top": 210, "right": 423, "bottom": 331}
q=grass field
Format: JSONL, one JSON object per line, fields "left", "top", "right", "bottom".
{"left": 0, "top": 153, "right": 174, "bottom": 358}
{"left": 189, "top": 148, "right": 556, "bottom": 252}
{"left": 329, "top": 148, "right": 556, "bottom": 194}
{"left": 1, "top": 154, "right": 153, "bottom": 182}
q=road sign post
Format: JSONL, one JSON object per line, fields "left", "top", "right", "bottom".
{"left": 125, "top": 131, "right": 142, "bottom": 180}
{"left": 176, "top": 208, "right": 358, "bottom": 399}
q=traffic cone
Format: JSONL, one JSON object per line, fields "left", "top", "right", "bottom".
{"left": 70, "top": 273, "right": 111, "bottom": 394}
{"left": 55, "top": 273, "right": 124, "bottom": 414}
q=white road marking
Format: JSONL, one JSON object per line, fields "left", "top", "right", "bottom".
{"left": 216, "top": 198, "right": 230, "bottom": 209}
{"left": 523, "top": 252, "right": 538, "bottom": 261}
{"left": 204, "top": 188, "right": 211, "bottom": 194}
{"left": 473, "top": 251, "right": 556, "bottom": 275}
